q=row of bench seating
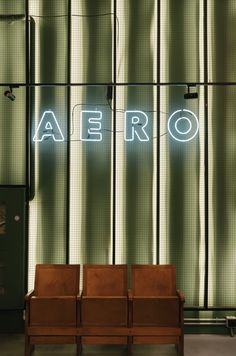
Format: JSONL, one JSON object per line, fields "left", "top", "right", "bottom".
{"left": 25, "top": 264, "right": 184, "bottom": 356}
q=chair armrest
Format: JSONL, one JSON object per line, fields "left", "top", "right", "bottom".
{"left": 128, "top": 289, "right": 133, "bottom": 301}
{"left": 176, "top": 290, "right": 185, "bottom": 303}
{"left": 77, "top": 290, "right": 83, "bottom": 301}
{"left": 77, "top": 291, "right": 82, "bottom": 326}
{"left": 25, "top": 290, "right": 35, "bottom": 326}
{"left": 25, "top": 290, "right": 34, "bottom": 301}
{"left": 128, "top": 289, "right": 133, "bottom": 327}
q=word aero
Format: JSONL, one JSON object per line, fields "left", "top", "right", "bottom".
{"left": 33, "top": 109, "right": 199, "bottom": 143}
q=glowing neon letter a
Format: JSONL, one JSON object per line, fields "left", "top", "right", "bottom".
{"left": 33, "top": 110, "right": 64, "bottom": 142}
{"left": 124, "top": 110, "right": 149, "bottom": 142}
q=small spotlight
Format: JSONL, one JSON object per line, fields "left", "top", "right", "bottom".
{"left": 4, "top": 85, "right": 19, "bottom": 101}
{"left": 4, "top": 90, "right": 16, "bottom": 101}
{"left": 184, "top": 85, "right": 198, "bottom": 99}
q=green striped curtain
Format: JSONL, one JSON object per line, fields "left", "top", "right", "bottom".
{"left": 0, "top": 0, "right": 230, "bottom": 311}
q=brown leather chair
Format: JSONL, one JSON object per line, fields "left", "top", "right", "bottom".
{"left": 129, "top": 264, "right": 185, "bottom": 356}
{"left": 80, "top": 264, "right": 129, "bottom": 347}
{"left": 25, "top": 264, "right": 81, "bottom": 356}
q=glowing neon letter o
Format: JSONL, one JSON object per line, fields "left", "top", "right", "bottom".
{"left": 168, "top": 109, "right": 199, "bottom": 142}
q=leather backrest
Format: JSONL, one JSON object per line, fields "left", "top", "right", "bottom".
{"left": 83, "top": 264, "right": 127, "bottom": 296}
{"left": 35, "top": 264, "right": 80, "bottom": 296}
{"left": 131, "top": 264, "right": 176, "bottom": 296}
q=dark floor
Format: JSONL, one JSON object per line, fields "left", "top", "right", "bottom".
{"left": 1, "top": 334, "right": 236, "bottom": 356}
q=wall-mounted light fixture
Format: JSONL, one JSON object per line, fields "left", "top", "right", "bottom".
{"left": 184, "top": 85, "right": 198, "bottom": 99}
{"left": 4, "top": 85, "right": 19, "bottom": 101}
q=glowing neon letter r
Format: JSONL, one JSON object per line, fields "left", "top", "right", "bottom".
{"left": 124, "top": 111, "right": 149, "bottom": 142}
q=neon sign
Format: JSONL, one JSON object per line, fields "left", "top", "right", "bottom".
{"left": 33, "top": 110, "right": 64, "bottom": 142}
{"left": 125, "top": 111, "right": 149, "bottom": 142}
{"left": 80, "top": 110, "right": 102, "bottom": 141}
{"left": 167, "top": 109, "right": 199, "bottom": 142}
{"left": 34, "top": 109, "right": 199, "bottom": 143}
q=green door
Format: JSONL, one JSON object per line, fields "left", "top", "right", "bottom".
{"left": 0, "top": 188, "right": 26, "bottom": 310}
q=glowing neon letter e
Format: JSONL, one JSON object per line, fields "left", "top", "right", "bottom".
{"left": 125, "top": 110, "right": 149, "bottom": 142}
{"left": 33, "top": 110, "right": 64, "bottom": 142}
{"left": 80, "top": 110, "right": 102, "bottom": 141}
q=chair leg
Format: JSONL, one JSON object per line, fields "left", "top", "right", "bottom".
{"left": 76, "top": 336, "right": 82, "bottom": 356}
{"left": 25, "top": 335, "right": 31, "bottom": 356}
{"left": 178, "top": 335, "right": 184, "bottom": 356}
{"left": 128, "top": 336, "right": 132, "bottom": 354}
{"left": 30, "top": 345, "right": 35, "bottom": 353}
